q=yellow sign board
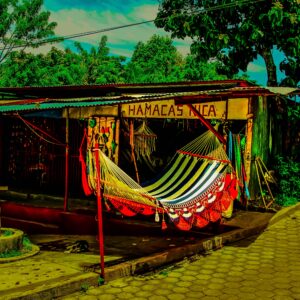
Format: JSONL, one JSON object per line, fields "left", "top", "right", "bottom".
{"left": 121, "top": 98, "right": 248, "bottom": 120}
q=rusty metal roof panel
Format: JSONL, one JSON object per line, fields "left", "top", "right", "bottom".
{"left": 0, "top": 98, "right": 137, "bottom": 112}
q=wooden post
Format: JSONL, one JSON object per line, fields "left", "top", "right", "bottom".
{"left": 64, "top": 109, "right": 69, "bottom": 212}
{"left": 244, "top": 97, "right": 254, "bottom": 186}
{"left": 115, "top": 119, "right": 120, "bottom": 165}
{"left": 129, "top": 120, "right": 140, "bottom": 184}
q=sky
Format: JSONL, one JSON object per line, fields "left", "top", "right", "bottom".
{"left": 40, "top": 0, "right": 284, "bottom": 86}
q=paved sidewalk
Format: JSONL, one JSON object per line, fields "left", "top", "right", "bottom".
{"left": 61, "top": 208, "right": 300, "bottom": 300}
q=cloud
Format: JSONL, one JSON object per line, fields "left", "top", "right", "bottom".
{"left": 25, "top": 42, "right": 65, "bottom": 56}
{"left": 40, "top": 4, "right": 191, "bottom": 58}
{"left": 247, "top": 62, "right": 266, "bottom": 73}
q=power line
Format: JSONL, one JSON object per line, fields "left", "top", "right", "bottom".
{"left": 0, "top": 0, "right": 265, "bottom": 51}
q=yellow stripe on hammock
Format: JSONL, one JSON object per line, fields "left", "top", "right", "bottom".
{"left": 144, "top": 153, "right": 187, "bottom": 192}
{"left": 150, "top": 157, "right": 199, "bottom": 197}
{"left": 167, "top": 162, "right": 226, "bottom": 201}
{"left": 165, "top": 160, "right": 211, "bottom": 200}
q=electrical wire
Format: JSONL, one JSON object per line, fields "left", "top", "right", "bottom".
{"left": 0, "top": 0, "right": 266, "bottom": 51}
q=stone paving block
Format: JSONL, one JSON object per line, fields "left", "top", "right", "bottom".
{"left": 255, "top": 290, "right": 275, "bottom": 298}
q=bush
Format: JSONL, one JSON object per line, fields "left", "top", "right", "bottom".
{"left": 274, "top": 156, "right": 300, "bottom": 206}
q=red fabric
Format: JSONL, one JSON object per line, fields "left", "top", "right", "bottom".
{"left": 174, "top": 216, "right": 192, "bottom": 231}
{"left": 161, "top": 219, "right": 168, "bottom": 230}
{"left": 79, "top": 152, "right": 93, "bottom": 196}
{"left": 110, "top": 199, "right": 137, "bottom": 217}
{"left": 221, "top": 191, "right": 232, "bottom": 211}
{"left": 141, "top": 206, "right": 155, "bottom": 215}
{"left": 194, "top": 214, "right": 209, "bottom": 228}
{"left": 105, "top": 193, "right": 164, "bottom": 216}
{"left": 208, "top": 209, "right": 221, "bottom": 222}
{"left": 229, "top": 178, "right": 238, "bottom": 200}
{"left": 212, "top": 200, "right": 223, "bottom": 213}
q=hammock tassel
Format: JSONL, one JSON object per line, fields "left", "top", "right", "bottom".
{"left": 155, "top": 209, "right": 160, "bottom": 222}
{"left": 161, "top": 219, "right": 167, "bottom": 230}
{"left": 161, "top": 212, "right": 167, "bottom": 230}
{"left": 104, "top": 200, "right": 111, "bottom": 212}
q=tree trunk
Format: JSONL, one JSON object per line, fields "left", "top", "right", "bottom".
{"left": 260, "top": 48, "right": 278, "bottom": 86}
{"left": 249, "top": 96, "right": 270, "bottom": 199}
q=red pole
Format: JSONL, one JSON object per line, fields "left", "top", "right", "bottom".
{"left": 187, "top": 104, "right": 226, "bottom": 145}
{"left": 64, "top": 110, "right": 69, "bottom": 211}
{"left": 94, "top": 147, "right": 105, "bottom": 279}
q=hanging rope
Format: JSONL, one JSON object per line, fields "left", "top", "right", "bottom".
{"left": 17, "top": 114, "right": 65, "bottom": 147}
{"left": 79, "top": 129, "right": 93, "bottom": 196}
{"left": 178, "top": 129, "right": 230, "bottom": 163}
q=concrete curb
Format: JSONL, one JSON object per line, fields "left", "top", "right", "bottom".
{"left": 268, "top": 202, "right": 300, "bottom": 226}
{"left": 2, "top": 273, "right": 100, "bottom": 300}
{"left": 103, "top": 222, "right": 269, "bottom": 282}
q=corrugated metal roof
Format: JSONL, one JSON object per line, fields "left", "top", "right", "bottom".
{"left": 0, "top": 98, "right": 136, "bottom": 112}
{"left": 266, "top": 87, "right": 300, "bottom": 95}
{"left": 0, "top": 80, "right": 252, "bottom": 100}
{"left": 1, "top": 85, "right": 296, "bottom": 113}
{"left": 0, "top": 88, "right": 248, "bottom": 113}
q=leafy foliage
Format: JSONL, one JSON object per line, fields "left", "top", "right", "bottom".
{"left": 0, "top": 0, "right": 57, "bottom": 63}
{"left": 279, "top": 57, "right": 300, "bottom": 87}
{"left": 155, "top": 0, "right": 300, "bottom": 86}
{"left": 1, "top": 230, "right": 13, "bottom": 236}
{"left": 183, "top": 55, "right": 227, "bottom": 81}
{"left": 75, "top": 36, "right": 126, "bottom": 84}
{"left": 125, "top": 35, "right": 232, "bottom": 83}
{"left": 0, "top": 49, "right": 85, "bottom": 86}
{"left": 125, "top": 35, "right": 185, "bottom": 83}
{"left": 0, "top": 34, "right": 232, "bottom": 86}
{"left": 0, "top": 249, "right": 22, "bottom": 258}
{"left": 0, "top": 36, "right": 126, "bottom": 86}
{"left": 274, "top": 156, "right": 300, "bottom": 206}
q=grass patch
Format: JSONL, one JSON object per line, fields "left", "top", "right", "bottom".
{"left": 1, "top": 230, "right": 14, "bottom": 237}
{"left": 0, "top": 249, "right": 22, "bottom": 258}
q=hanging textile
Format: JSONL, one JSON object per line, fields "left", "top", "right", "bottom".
{"left": 81, "top": 129, "right": 237, "bottom": 231}
{"left": 134, "top": 121, "right": 157, "bottom": 166}
{"left": 229, "top": 132, "right": 250, "bottom": 206}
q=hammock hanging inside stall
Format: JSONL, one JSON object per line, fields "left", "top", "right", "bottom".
{"left": 80, "top": 129, "right": 238, "bottom": 231}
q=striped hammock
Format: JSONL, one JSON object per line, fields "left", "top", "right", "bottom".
{"left": 81, "top": 129, "right": 237, "bottom": 231}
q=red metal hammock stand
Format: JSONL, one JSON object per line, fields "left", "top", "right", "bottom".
{"left": 186, "top": 104, "right": 226, "bottom": 145}
{"left": 94, "top": 144, "right": 105, "bottom": 279}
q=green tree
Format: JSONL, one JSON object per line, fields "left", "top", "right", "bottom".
{"left": 125, "top": 35, "right": 184, "bottom": 83}
{"left": 0, "top": 36, "right": 126, "bottom": 86}
{"left": 279, "top": 57, "right": 300, "bottom": 87}
{"left": 0, "top": 0, "right": 57, "bottom": 63}
{"left": 155, "top": 0, "right": 300, "bottom": 86}
{"left": 76, "top": 36, "right": 126, "bottom": 84}
{"left": 183, "top": 55, "right": 227, "bottom": 81}
{"left": 0, "top": 51, "right": 43, "bottom": 86}
{"left": 40, "top": 47, "right": 86, "bottom": 85}
{"left": 0, "top": 47, "right": 86, "bottom": 86}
